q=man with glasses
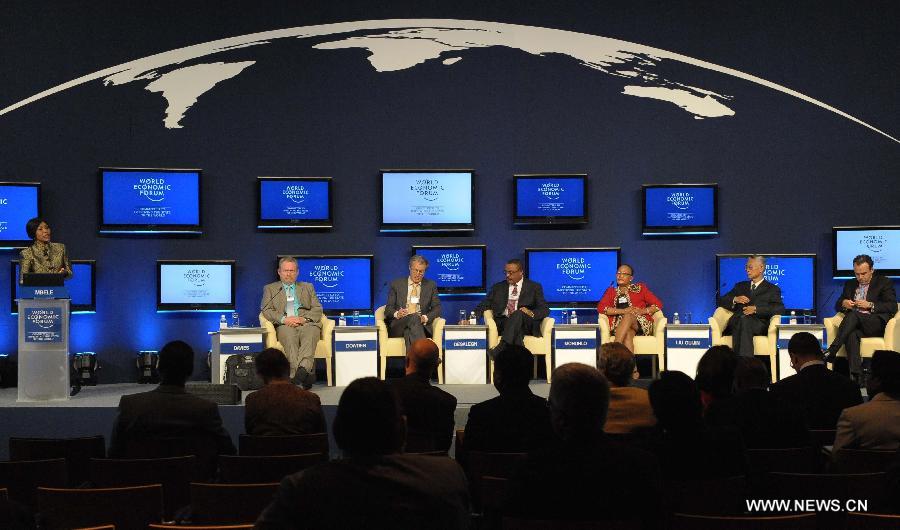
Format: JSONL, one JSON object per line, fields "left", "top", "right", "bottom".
{"left": 476, "top": 259, "right": 549, "bottom": 355}
{"left": 385, "top": 255, "right": 442, "bottom": 348}
{"left": 824, "top": 254, "right": 897, "bottom": 380}
{"left": 717, "top": 255, "right": 785, "bottom": 357}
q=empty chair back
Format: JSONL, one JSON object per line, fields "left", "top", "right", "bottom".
{"left": 88, "top": 455, "right": 197, "bottom": 521}
{"left": 671, "top": 513, "right": 816, "bottom": 529}
{"left": 0, "top": 458, "right": 68, "bottom": 509}
{"left": 464, "top": 451, "right": 528, "bottom": 512}
{"left": 218, "top": 453, "right": 326, "bottom": 484}
{"left": 9, "top": 435, "right": 105, "bottom": 486}
{"left": 238, "top": 433, "right": 328, "bottom": 457}
{"left": 189, "top": 482, "right": 280, "bottom": 525}
{"left": 36, "top": 484, "right": 163, "bottom": 530}
{"left": 120, "top": 434, "right": 222, "bottom": 481}
{"left": 833, "top": 448, "right": 896, "bottom": 474}
{"left": 664, "top": 476, "right": 749, "bottom": 516}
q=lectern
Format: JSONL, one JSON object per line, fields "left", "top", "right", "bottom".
{"left": 17, "top": 281, "right": 70, "bottom": 402}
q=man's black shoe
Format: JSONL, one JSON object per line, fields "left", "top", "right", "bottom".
{"left": 303, "top": 367, "right": 317, "bottom": 389}
{"left": 822, "top": 348, "right": 837, "bottom": 364}
{"left": 293, "top": 367, "right": 313, "bottom": 389}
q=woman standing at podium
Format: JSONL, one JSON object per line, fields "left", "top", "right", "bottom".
{"left": 19, "top": 217, "right": 72, "bottom": 283}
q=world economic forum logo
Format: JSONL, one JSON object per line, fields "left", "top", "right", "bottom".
{"left": 860, "top": 235, "right": 885, "bottom": 254}
{"left": 184, "top": 268, "right": 210, "bottom": 287}
{"left": 556, "top": 257, "right": 591, "bottom": 280}
{"left": 764, "top": 263, "right": 786, "bottom": 285}
{"left": 539, "top": 182, "right": 564, "bottom": 200}
{"left": 666, "top": 192, "right": 694, "bottom": 210}
{"left": 410, "top": 178, "right": 444, "bottom": 202}
{"left": 26, "top": 308, "right": 60, "bottom": 329}
{"left": 437, "top": 252, "right": 463, "bottom": 271}
{"left": 0, "top": 220, "right": 7, "bottom": 233}
{"left": 309, "top": 264, "right": 344, "bottom": 288}
{"left": 133, "top": 177, "right": 171, "bottom": 203}
{"left": 283, "top": 185, "right": 309, "bottom": 204}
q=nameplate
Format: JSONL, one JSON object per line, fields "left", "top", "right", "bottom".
{"left": 335, "top": 340, "right": 377, "bottom": 353}
{"left": 556, "top": 338, "right": 598, "bottom": 350}
{"left": 221, "top": 341, "right": 264, "bottom": 354}
{"left": 666, "top": 337, "right": 711, "bottom": 349}
{"left": 19, "top": 286, "right": 70, "bottom": 300}
{"left": 446, "top": 339, "right": 487, "bottom": 350}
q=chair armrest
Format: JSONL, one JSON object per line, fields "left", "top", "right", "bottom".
{"left": 375, "top": 306, "right": 390, "bottom": 346}
{"left": 885, "top": 314, "right": 899, "bottom": 351}
{"left": 822, "top": 313, "right": 844, "bottom": 342}
{"left": 432, "top": 317, "right": 446, "bottom": 354}
{"left": 709, "top": 307, "right": 732, "bottom": 341}
{"left": 598, "top": 314, "right": 611, "bottom": 343}
{"left": 652, "top": 312, "right": 667, "bottom": 337}
{"left": 483, "top": 310, "right": 499, "bottom": 348}
{"left": 539, "top": 317, "right": 555, "bottom": 338}
{"left": 259, "top": 312, "right": 278, "bottom": 348}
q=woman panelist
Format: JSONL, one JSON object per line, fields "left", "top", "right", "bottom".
{"left": 19, "top": 217, "right": 72, "bottom": 284}
{"left": 596, "top": 264, "right": 662, "bottom": 353}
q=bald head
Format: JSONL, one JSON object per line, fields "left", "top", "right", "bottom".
{"left": 405, "top": 338, "right": 441, "bottom": 378}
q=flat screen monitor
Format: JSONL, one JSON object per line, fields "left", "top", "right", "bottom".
{"left": 0, "top": 182, "right": 41, "bottom": 249}
{"left": 411, "top": 245, "right": 486, "bottom": 295}
{"left": 280, "top": 255, "right": 374, "bottom": 313}
{"left": 642, "top": 183, "right": 718, "bottom": 235}
{"left": 100, "top": 167, "right": 202, "bottom": 234}
{"left": 380, "top": 169, "right": 474, "bottom": 232}
{"left": 157, "top": 260, "right": 234, "bottom": 311}
{"left": 833, "top": 226, "right": 900, "bottom": 278}
{"left": 716, "top": 254, "right": 816, "bottom": 313}
{"left": 525, "top": 248, "right": 620, "bottom": 307}
{"left": 514, "top": 174, "right": 587, "bottom": 225}
{"left": 11, "top": 260, "right": 96, "bottom": 313}
{"left": 257, "top": 176, "right": 333, "bottom": 229}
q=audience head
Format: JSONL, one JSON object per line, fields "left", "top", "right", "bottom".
{"left": 695, "top": 345, "right": 738, "bottom": 403}
{"left": 157, "top": 340, "right": 194, "bottom": 384}
{"left": 597, "top": 342, "right": 637, "bottom": 387}
{"left": 733, "top": 356, "right": 770, "bottom": 392}
{"left": 787, "top": 332, "right": 824, "bottom": 368}
{"left": 868, "top": 350, "right": 900, "bottom": 398}
{"left": 255, "top": 347, "right": 291, "bottom": 383}
{"left": 548, "top": 363, "right": 610, "bottom": 442}
{"left": 493, "top": 344, "right": 534, "bottom": 393}
{"left": 648, "top": 371, "right": 703, "bottom": 432}
{"left": 333, "top": 377, "right": 405, "bottom": 457}
{"left": 405, "top": 338, "right": 441, "bottom": 379}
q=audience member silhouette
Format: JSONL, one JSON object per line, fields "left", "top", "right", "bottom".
{"left": 770, "top": 332, "right": 862, "bottom": 430}
{"left": 504, "top": 363, "right": 662, "bottom": 526}
{"left": 834, "top": 349, "right": 900, "bottom": 452}
{"left": 244, "top": 348, "right": 326, "bottom": 435}
{"left": 695, "top": 345, "right": 738, "bottom": 413}
{"left": 108, "top": 340, "right": 236, "bottom": 479}
{"left": 464, "top": 344, "right": 554, "bottom": 452}
{"left": 389, "top": 338, "right": 457, "bottom": 452}
{"left": 597, "top": 342, "right": 656, "bottom": 434}
{"left": 256, "top": 377, "right": 470, "bottom": 529}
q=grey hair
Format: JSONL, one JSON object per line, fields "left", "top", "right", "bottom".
{"left": 747, "top": 254, "right": 766, "bottom": 267}
{"left": 409, "top": 254, "right": 429, "bottom": 268}
{"left": 278, "top": 256, "right": 298, "bottom": 268}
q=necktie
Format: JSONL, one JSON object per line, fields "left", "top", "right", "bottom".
{"left": 407, "top": 283, "right": 419, "bottom": 313}
{"left": 751, "top": 283, "right": 757, "bottom": 292}
{"left": 506, "top": 284, "right": 518, "bottom": 315}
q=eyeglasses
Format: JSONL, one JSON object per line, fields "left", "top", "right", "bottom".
{"left": 504, "top": 269, "right": 521, "bottom": 276}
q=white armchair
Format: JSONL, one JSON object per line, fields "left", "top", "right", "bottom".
{"left": 374, "top": 305, "right": 446, "bottom": 383}
{"left": 708, "top": 307, "right": 780, "bottom": 383}
{"left": 822, "top": 303, "right": 900, "bottom": 361}
{"left": 599, "top": 311, "right": 667, "bottom": 376}
{"left": 258, "top": 312, "right": 335, "bottom": 386}
{"left": 483, "top": 309, "right": 556, "bottom": 382}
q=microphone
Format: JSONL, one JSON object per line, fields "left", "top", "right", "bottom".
{"left": 261, "top": 285, "right": 284, "bottom": 312}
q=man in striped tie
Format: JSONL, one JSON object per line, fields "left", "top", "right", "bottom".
{"left": 477, "top": 259, "right": 550, "bottom": 356}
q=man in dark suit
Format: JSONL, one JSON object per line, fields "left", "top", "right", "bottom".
{"left": 824, "top": 254, "right": 898, "bottom": 377}
{"left": 108, "top": 340, "right": 236, "bottom": 479}
{"left": 389, "top": 339, "right": 457, "bottom": 452}
{"left": 475, "top": 258, "right": 549, "bottom": 353}
{"left": 770, "top": 332, "right": 862, "bottom": 429}
{"left": 260, "top": 256, "right": 323, "bottom": 389}
{"left": 385, "top": 255, "right": 442, "bottom": 348}
{"left": 718, "top": 255, "right": 785, "bottom": 357}
{"left": 833, "top": 349, "right": 900, "bottom": 453}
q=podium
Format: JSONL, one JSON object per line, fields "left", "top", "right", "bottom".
{"left": 17, "top": 286, "right": 71, "bottom": 402}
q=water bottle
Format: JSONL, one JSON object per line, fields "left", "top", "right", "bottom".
{"left": 459, "top": 309, "right": 467, "bottom": 325}
{"left": 339, "top": 312, "right": 347, "bottom": 327}
{"left": 673, "top": 312, "right": 680, "bottom": 325}
{"left": 570, "top": 311, "right": 578, "bottom": 325}
{"left": 560, "top": 311, "right": 568, "bottom": 325}
{"left": 352, "top": 310, "right": 360, "bottom": 326}
{"left": 789, "top": 310, "right": 797, "bottom": 325}
{"left": 231, "top": 312, "right": 240, "bottom": 328}
{"left": 219, "top": 314, "right": 227, "bottom": 329}
{"left": 469, "top": 311, "right": 476, "bottom": 325}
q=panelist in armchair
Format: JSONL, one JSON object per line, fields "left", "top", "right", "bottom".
{"left": 476, "top": 259, "right": 549, "bottom": 355}
{"left": 596, "top": 264, "right": 663, "bottom": 354}
{"left": 385, "top": 255, "right": 442, "bottom": 348}
{"left": 717, "top": 255, "right": 785, "bottom": 357}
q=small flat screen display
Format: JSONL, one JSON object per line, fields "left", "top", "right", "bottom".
{"left": 157, "top": 261, "right": 234, "bottom": 311}
{"left": 717, "top": 254, "right": 816, "bottom": 312}
{"left": 412, "top": 245, "right": 486, "bottom": 294}
{"left": 0, "top": 182, "right": 40, "bottom": 248}
{"left": 381, "top": 170, "right": 474, "bottom": 232}
{"left": 258, "top": 177, "right": 332, "bottom": 228}
{"left": 288, "top": 255, "right": 374, "bottom": 313}
{"left": 514, "top": 174, "right": 587, "bottom": 225}
{"left": 833, "top": 226, "right": 900, "bottom": 278}
{"left": 525, "top": 248, "right": 620, "bottom": 307}
{"left": 642, "top": 184, "right": 718, "bottom": 235}
{"left": 100, "top": 168, "right": 201, "bottom": 233}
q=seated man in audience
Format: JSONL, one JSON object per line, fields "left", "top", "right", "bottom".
{"left": 695, "top": 345, "right": 738, "bottom": 413}
{"left": 770, "top": 332, "right": 862, "bottom": 430}
{"left": 108, "top": 340, "right": 236, "bottom": 478}
{"left": 597, "top": 342, "right": 656, "bottom": 434}
{"left": 705, "top": 357, "right": 810, "bottom": 449}
{"left": 256, "top": 377, "right": 470, "bottom": 529}
{"left": 244, "top": 348, "right": 326, "bottom": 436}
{"left": 464, "top": 345, "right": 554, "bottom": 452}
{"left": 389, "top": 338, "right": 457, "bottom": 452}
{"left": 717, "top": 255, "right": 785, "bottom": 357}
{"left": 476, "top": 258, "right": 549, "bottom": 355}
{"left": 504, "top": 363, "right": 662, "bottom": 526}
{"left": 834, "top": 349, "right": 900, "bottom": 453}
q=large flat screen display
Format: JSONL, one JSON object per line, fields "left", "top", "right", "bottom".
{"left": 157, "top": 260, "right": 234, "bottom": 311}
{"left": 514, "top": 174, "right": 587, "bottom": 225}
{"left": 380, "top": 169, "right": 474, "bottom": 232}
{"left": 411, "top": 245, "right": 486, "bottom": 295}
{"left": 100, "top": 167, "right": 202, "bottom": 233}
{"left": 257, "top": 177, "right": 332, "bottom": 229}
{"left": 642, "top": 184, "right": 718, "bottom": 235}
{"left": 525, "top": 248, "right": 620, "bottom": 307}
{"left": 11, "top": 260, "right": 96, "bottom": 313}
{"left": 0, "top": 182, "right": 41, "bottom": 248}
{"left": 833, "top": 226, "right": 900, "bottom": 278}
{"left": 283, "top": 255, "right": 374, "bottom": 313}
{"left": 717, "top": 254, "right": 816, "bottom": 313}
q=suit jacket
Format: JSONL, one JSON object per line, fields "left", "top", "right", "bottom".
{"left": 836, "top": 274, "right": 898, "bottom": 324}
{"left": 244, "top": 382, "right": 326, "bottom": 436}
{"left": 463, "top": 388, "right": 555, "bottom": 452}
{"left": 704, "top": 388, "right": 810, "bottom": 449}
{"left": 260, "top": 281, "right": 323, "bottom": 329}
{"left": 385, "top": 277, "right": 441, "bottom": 333}
{"left": 833, "top": 392, "right": 900, "bottom": 452}
{"left": 19, "top": 242, "right": 73, "bottom": 282}
{"left": 389, "top": 374, "right": 457, "bottom": 452}
{"left": 770, "top": 363, "right": 863, "bottom": 430}
{"left": 718, "top": 279, "right": 785, "bottom": 321}
{"left": 605, "top": 386, "right": 657, "bottom": 434}
{"left": 475, "top": 279, "right": 550, "bottom": 336}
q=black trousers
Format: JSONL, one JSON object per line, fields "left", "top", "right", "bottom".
{"left": 829, "top": 311, "right": 886, "bottom": 375}
{"left": 495, "top": 310, "right": 536, "bottom": 347}
{"left": 388, "top": 314, "right": 432, "bottom": 348}
{"left": 724, "top": 314, "right": 768, "bottom": 357}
